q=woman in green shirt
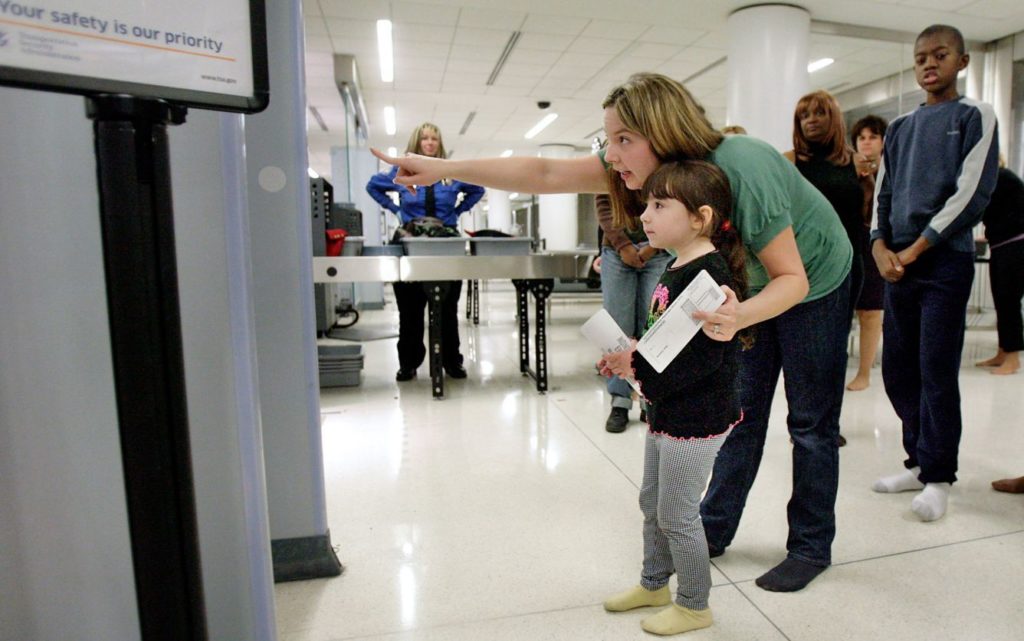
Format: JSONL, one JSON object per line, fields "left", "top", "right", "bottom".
{"left": 374, "top": 73, "right": 852, "bottom": 595}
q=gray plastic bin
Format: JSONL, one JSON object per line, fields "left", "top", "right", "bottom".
{"left": 361, "top": 244, "right": 403, "bottom": 257}
{"left": 469, "top": 237, "right": 532, "bottom": 256}
{"left": 318, "top": 344, "right": 364, "bottom": 387}
{"left": 400, "top": 237, "right": 468, "bottom": 256}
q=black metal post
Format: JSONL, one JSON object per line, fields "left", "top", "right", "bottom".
{"left": 87, "top": 94, "right": 208, "bottom": 641}
{"left": 426, "top": 281, "right": 446, "bottom": 399}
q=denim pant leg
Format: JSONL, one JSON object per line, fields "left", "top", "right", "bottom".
{"left": 601, "top": 248, "right": 671, "bottom": 408}
{"left": 775, "top": 277, "right": 849, "bottom": 566}
{"left": 883, "top": 249, "right": 973, "bottom": 483}
{"left": 700, "top": 320, "right": 783, "bottom": 551}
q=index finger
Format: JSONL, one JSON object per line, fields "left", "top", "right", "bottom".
{"left": 371, "top": 147, "right": 398, "bottom": 164}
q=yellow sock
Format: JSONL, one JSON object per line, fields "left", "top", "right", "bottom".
{"left": 641, "top": 604, "right": 713, "bottom": 636}
{"left": 602, "top": 585, "right": 671, "bottom": 612}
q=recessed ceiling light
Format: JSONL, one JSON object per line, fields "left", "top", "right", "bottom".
{"left": 525, "top": 113, "right": 558, "bottom": 139}
{"left": 509, "top": 192, "right": 520, "bottom": 199}
{"left": 387, "top": 146, "right": 398, "bottom": 157}
{"left": 377, "top": 20, "right": 393, "bottom": 83}
{"left": 807, "top": 58, "right": 834, "bottom": 73}
{"left": 500, "top": 149, "right": 514, "bottom": 157}
{"left": 308, "top": 167, "right": 319, "bottom": 179}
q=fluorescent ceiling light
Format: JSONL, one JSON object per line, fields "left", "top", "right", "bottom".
{"left": 509, "top": 192, "right": 520, "bottom": 199}
{"left": 308, "top": 167, "right": 319, "bottom": 179}
{"left": 387, "top": 146, "right": 398, "bottom": 157}
{"left": 384, "top": 106, "right": 396, "bottom": 136}
{"left": 525, "top": 113, "right": 558, "bottom": 139}
{"left": 807, "top": 58, "right": 834, "bottom": 73}
{"left": 500, "top": 149, "right": 514, "bottom": 157}
{"left": 377, "top": 20, "right": 393, "bottom": 82}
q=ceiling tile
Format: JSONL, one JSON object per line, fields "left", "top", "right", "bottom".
{"left": 319, "top": 0, "right": 391, "bottom": 20}
{"left": 454, "top": 27, "right": 514, "bottom": 46}
{"left": 458, "top": 7, "right": 526, "bottom": 30}
{"left": 306, "top": 35, "right": 335, "bottom": 53}
{"left": 445, "top": 58, "right": 495, "bottom": 74}
{"left": 567, "top": 37, "right": 628, "bottom": 56}
{"left": 955, "top": 0, "right": 1024, "bottom": 19}
{"left": 305, "top": 16, "right": 329, "bottom": 36}
{"left": 508, "top": 48, "right": 562, "bottom": 65}
{"left": 580, "top": 19, "right": 649, "bottom": 41}
{"left": 520, "top": 13, "right": 589, "bottom": 35}
{"left": 500, "top": 62, "right": 555, "bottom": 77}
{"left": 449, "top": 43, "right": 505, "bottom": 60}
{"left": 324, "top": 18, "right": 377, "bottom": 39}
{"left": 393, "top": 22, "right": 454, "bottom": 44}
{"left": 627, "top": 42, "right": 682, "bottom": 61}
{"left": 392, "top": 1, "right": 460, "bottom": 26}
{"left": 640, "top": 24, "right": 706, "bottom": 46}
{"left": 395, "top": 40, "right": 451, "bottom": 58}
{"left": 516, "top": 32, "right": 575, "bottom": 51}
{"left": 899, "top": 0, "right": 976, "bottom": 10}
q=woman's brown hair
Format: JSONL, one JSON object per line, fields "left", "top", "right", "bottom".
{"left": 601, "top": 73, "right": 724, "bottom": 231}
{"left": 791, "top": 90, "right": 851, "bottom": 165}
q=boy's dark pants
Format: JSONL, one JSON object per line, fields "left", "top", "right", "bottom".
{"left": 882, "top": 246, "right": 974, "bottom": 484}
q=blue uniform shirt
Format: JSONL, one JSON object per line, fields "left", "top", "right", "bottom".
{"left": 365, "top": 166, "right": 485, "bottom": 226}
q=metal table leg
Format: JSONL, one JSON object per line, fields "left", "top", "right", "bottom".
{"left": 529, "top": 280, "right": 553, "bottom": 393}
{"left": 471, "top": 279, "right": 480, "bottom": 325}
{"left": 513, "top": 280, "right": 530, "bottom": 375}
{"left": 425, "top": 281, "right": 447, "bottom": 399}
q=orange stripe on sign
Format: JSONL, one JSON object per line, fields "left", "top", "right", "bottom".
{"left": 0, "top": 17, "right": 237, "bottom": 62}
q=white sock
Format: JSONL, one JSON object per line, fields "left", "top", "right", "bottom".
{"left": 911, "top": 483, "right": 951, "bottom": 521}
{"left": 872, "top": 467, "right": 924, "bottom": 493}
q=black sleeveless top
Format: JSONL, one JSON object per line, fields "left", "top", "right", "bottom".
{"left": 796, "top": 154, "right": 865, "bottom": 255}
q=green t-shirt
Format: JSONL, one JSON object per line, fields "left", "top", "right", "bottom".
{"left": 708, "top": 136, "right": 851, "bottom": 301}
{"left": 599, "top": 138, "right": 851, "bottom": 301}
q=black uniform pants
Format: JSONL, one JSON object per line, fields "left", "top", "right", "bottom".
{"left": 393, "top": 280, "right": 464, "bottom": 371}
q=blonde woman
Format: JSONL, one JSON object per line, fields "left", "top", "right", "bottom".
{"left": 366, "top": 123, "right": 484, "bottom": 381}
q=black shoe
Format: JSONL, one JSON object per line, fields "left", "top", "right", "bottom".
{"left": 837, "top": 433, "right": 847, "bottom": 447}
{"left": 708, "top": 543, "right": 725, "bottom": 558}
{"left": 605, "top": 407, "right": 629, "bottom": 433}
{"left": 444, "top": 364, "right": 467, "bottom": 379}
{"left": 395, "top": 368, "right": 416, "bottom": 382}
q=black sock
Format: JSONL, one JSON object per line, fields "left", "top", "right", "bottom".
{"left": 755, "top": 558, "right": 826, "bottom": 592}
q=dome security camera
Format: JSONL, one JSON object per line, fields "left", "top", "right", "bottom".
{"left": 537, "top": 101, "right": 551, "bottom": 109}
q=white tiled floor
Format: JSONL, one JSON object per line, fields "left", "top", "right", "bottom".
{"left": 277, "top": 283, "right": 1024, "bottom": 641}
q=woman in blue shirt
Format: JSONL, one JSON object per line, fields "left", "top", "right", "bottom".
{"left": 366, "top": 123, "right": 485, "bottom": 381}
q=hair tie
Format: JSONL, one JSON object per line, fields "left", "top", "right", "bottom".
{"left": 721, "top": 219, "right": 732, "bottom": 232}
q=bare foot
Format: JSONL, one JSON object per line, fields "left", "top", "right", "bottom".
{"left": 992, "top": 476, "right": 1024, "bottom": 493}
{"left": 991, "top": 362, "right": 1020, "bottom": 375}
{"left": 846, "top": 375, "right": 869, "bottom": 391}
{"left": 976, "top": 355, "right": 1003, "bottom": 367}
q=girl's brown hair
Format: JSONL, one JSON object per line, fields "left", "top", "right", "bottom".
{"left": 791, "top": 90, "right": 851, "bottom": 165}
{"left": 405, "top": 122, "right": 447, "bottom": 158}
{"left": 640, "top": 160, "right": 748, "bottom": 303}
{"left": 601, "top": 73, "right": 724, "bottom": 231}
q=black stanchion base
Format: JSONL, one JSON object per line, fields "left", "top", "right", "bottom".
{"left": 271, "top": 532, "right": 344, "bottom": 582}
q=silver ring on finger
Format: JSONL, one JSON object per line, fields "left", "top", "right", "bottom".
{"left": 713, "top": 323, "right": 722, "bottom": 335}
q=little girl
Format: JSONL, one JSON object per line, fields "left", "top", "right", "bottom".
{"left": 599, "top": 160, "right": 747, "bottom": 636}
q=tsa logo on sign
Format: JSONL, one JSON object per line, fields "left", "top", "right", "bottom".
{"left": 0, "top": 31, "right": 9, "bottom": 47}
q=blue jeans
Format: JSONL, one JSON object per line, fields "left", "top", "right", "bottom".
{"left": 882, "top": 246, "right": 974, "bottom": 484}
{"left": 700, "top": 275, "right": 850, "bottom": 567}
{"left": 600, "top": 247, "right": 673, "bottom": 408}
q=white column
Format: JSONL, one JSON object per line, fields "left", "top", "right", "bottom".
{"left": 487, "top": 188, "right": 512, "bottom": 233}
{"left": 726, "top": 5, "right": 810, "bottom": 151}
{"left": 537, "top": 144, "right": 578, "bottom": 250}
